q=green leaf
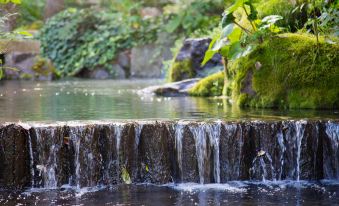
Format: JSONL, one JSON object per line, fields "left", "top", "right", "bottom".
{"left": 165, "top": 15, "right": 183, "bottom": 33}
{"left": 221, "top": 12, "right": 235, "bottom": 28}
{"left": 220, "top": 23, "right": 234, "bottom": 39}
{"left": 17, "top": 31, "right": 33, "bottom": 37}
{"left": 262, "top": 15, "right": 283, "bottom": 24}
{"left": 227, "top": 0, "right": 247, "bottom": 13}
{"left": 212, "top": 38, "right": 230, "bottom": 51}
{"left": 244, "top": 2, "right": 258, "bottom": 21}
{"left": 201, "top": 50, "right": 218, "bottom": 66}
{"left": 228, "top": 26, "right": 242, "bottom": 43}
{"left": 121, "top": 167, "right": 131, "bottom": 184}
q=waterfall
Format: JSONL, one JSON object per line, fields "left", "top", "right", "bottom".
{"left": 69, "top": 126, "right": 83, "bottom": 189}
{"left": 277, "top": 129, "right": 285, "bottom": 180}
{"left": 33, "top": 127, "right": 59, "bottom": 189}
{"left": 189, "top": 124, "right": 208, "bottom": 184}
{"left": 174, "top": 122, "right": 185, "bottom": 181}
{"left": 206, "top": 122, "right": 221, "bottom": 183}
{"left": 325, "top": 121, "right": 339, "bottom": 178}
{"left": 295, "top": 120, "right": 306, "bottom": 181}
{"left": 1, "top": 120, "right": 338, "bottom": 189}
{"left": 27, "top": 133, "right": 35, "bottom": 187}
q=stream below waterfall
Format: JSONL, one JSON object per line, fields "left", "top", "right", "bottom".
{"left": 1, "top": 181, "right": 339, "bottom": 205}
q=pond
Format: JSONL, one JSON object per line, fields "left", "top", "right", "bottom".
{"left": 0, "top": 79, "right": 337, "bottom": 122}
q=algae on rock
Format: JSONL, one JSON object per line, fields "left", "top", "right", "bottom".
{"left": 189, "top": 71, "right": 224, "bottom": 97}
{"left": 189, "top": 33, "right": 339, "bottom": 109}
{"left": 231, "top": 33, "right": 339, "bottom": 109}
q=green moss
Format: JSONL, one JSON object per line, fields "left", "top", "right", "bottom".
{"left": 189, "top": 71, "right": 224, "bottom": 97}
{"left": 231, "top": 33, "right": 339, "bottom": 109}
{"left": 169, "top": 59, "right": 195, "bottom": 82}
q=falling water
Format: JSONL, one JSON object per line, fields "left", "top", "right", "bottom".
{"left": 277, "top": 129, "right": 285, "bottom": 180}
{"left": 189, "top": 124, "right": 207, "bottom": 184}
{"left": 325, "top": 121, "right": 339, "bottom": 178}
{"left": 134, "top": 123, "right": 143, "bottom": 147}
{"left": 174, "top": 122, "right": 185, "bottom": 181}
{"left": 295, "top": 120, "right": 306, "bottom": 181}
{"left": 27, "top": 133, "right": 35, "bottom": 187}
{"left": 205, "top": 122, "right": 221, "bottom": 183}
{"left": 69, "top": 126, "right": 82, "bottom": 189}
{"left": 34, "top": 127, "right": 58, "bottom": 189}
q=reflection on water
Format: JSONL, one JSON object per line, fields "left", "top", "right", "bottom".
{"left": 1, "top": 181, "right": 339, "bottom": 205}
{"left": 0, "top": 79, "right": 337, "bottom": 122}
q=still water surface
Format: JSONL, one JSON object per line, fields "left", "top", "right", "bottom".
{"left": 0, "top": 79, "right": 337, "bottom": 122}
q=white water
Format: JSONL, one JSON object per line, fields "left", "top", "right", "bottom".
{"left": 325, "top": 121, "right": 339, "bottom": 178}
{"left": 295, "top": 120, "right": 306, "bottom": 181}
{"left": 27, "top": 133, "right": 35, "bottom": 187}
{"left": 174, "top": 122, "right": 185, "bottom": 181}
{"left": 34, "top": 127, "right": 58, "bottom": 189}
{"left": 189, "top": 124, "right": 208, "bottom": 184}
{"left": 206, "top": 122, "right": 221, "bottom": 183}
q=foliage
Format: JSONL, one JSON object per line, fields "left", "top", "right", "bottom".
{"left": 202, "top": 0, "right": 283, "bottom": 66}
{"left": 163, "top": 0, "right": 225, "bottom": 36}
{"left": 39, "top": 8, "right": 160, "bottom": 76}
{"left": 0, "top": 0, "right": 24, "bottom": 79}
{"left": 189, "top": 71, "right": 224, "bottom": 96}
{"left": 16, "top": 0, "right": 45, "bottom": 29}
{"left": 0, "top": 0, "right": 21, "bottom": 4}
{"left": 230, "top": 33, "right": 339, "bottom": 109}
{"left": 256, "top": 0, "right": 297, "bottom": 30}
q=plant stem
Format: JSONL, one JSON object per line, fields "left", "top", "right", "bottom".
{"left": 242, "top": 6, "right": 256, "bottom": 32}
{"left": 234, "top": 22, "right": 252, "bottom": 34}
{"left": 222, "top": 57, "right": 228, "bottom": 96}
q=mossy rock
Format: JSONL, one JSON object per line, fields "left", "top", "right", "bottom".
{"left": 231, "top": 33, "right": 339, "bottom": 109}
{"left": 169, "top": 59, "right": 195, "bottom": 82}
{"left": 189, "top": 71, "right": 224, "bottom": 97}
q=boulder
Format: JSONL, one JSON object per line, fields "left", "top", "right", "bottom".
{"left": 130, "top": 44, "right": 164, "bottom": 78}
{"left": 169, "top": 38, "right": 223, "bottom": 82}
{"left": 76, "top": 64, "right": 126, "bottom": 79}
{"left": 141, "top": 78, "right": 201, "bottom": 97}
{"left": 4, "top": 52, "right": 55, "bottom": 80}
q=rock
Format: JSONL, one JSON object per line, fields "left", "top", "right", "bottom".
{"left": 130, "top": 44, "right": 163, "bottom": 78}
{"left": 1, "top": 120, "right": 338, "bottom": 189}
{"left": 140, "top": 7, "right": 162, "bottom": 19}
{"left": 231, "top": 33, "right": 339, "bottom": 109}
{"left": 169, "top": 38, "right": 223, "bottom": 82}
{"left": 140, "top": 78, "right": 201, "bottom": 97}
{"left": 0, "top": 125, "right": 31, "bottom": 189}
{"left": 76, "top": 64, "right": 126, "bottom": 79}
{"left": 4, "top": 52, "right": 55, "bottom": 80}
{"left": 117, "top": 51, "right": 131, "bottom": 72}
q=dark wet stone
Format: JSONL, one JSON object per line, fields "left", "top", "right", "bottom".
{"left": 0, "top": 124, "right": 30, "bottom": 189}
{"left": 138, "top": 123, "right": 173, "bottom": 184}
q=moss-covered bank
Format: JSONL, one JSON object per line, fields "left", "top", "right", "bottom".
{"left": 190, "top": 33, "right": 339, "bottom": 109}
{"left": 189, "top": 71, "right": 224, "bottom": 96}
{"left": 169, "top": 59, "right": 195, "bottom": 82}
